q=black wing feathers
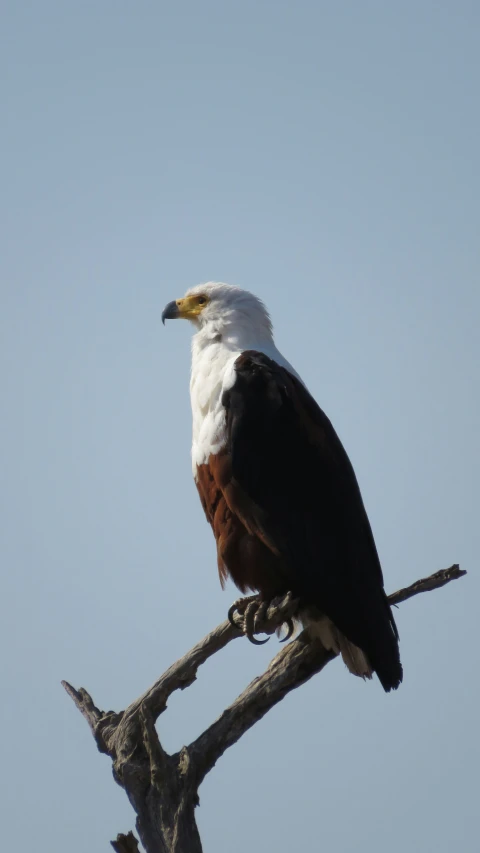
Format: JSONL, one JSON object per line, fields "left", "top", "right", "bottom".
{"left": 223, "top": 351, "right": 402, "bottom": 691}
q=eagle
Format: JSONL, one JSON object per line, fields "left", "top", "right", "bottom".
{"left": 162, "top": 282, "right": 402, "bottom": 692}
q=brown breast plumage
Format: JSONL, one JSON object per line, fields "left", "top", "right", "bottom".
{"left": 195, "top": 453, "right": 290, "bottom": 599}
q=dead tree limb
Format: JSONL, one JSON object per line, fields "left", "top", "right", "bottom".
{"left": 63, "top": 564, "right": 465, "bottom": 853}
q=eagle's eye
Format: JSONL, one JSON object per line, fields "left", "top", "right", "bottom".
{"left": 197, "top": 296, "right": 207, "bottom": 305}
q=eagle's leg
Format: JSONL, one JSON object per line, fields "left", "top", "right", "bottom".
{"left": 228, "top": 594, "right": 296, "bottom": 645}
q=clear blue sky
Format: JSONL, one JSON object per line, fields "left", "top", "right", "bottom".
{"left": 1, "top": 2, "right": 478, "bottom": 851}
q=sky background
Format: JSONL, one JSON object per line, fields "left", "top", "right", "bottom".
{"left": 1, "top": 1, "right": 478, "bottom": 851}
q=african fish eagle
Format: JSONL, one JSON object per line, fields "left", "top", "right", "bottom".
{"left": 162, "top": 282, "right": 402, "bottom": 692}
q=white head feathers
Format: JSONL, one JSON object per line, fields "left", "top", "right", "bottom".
{"left": 184, "top": 282, "right": 274, "bottom": 350}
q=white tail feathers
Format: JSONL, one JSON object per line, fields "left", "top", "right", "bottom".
{"left": 303, "top": 612, "right": 373, "bottom": 681}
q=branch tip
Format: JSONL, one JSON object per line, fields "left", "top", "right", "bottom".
{"left": 388, "top": 563, "right": 466, "bottom": 606}
{"left": 110, "top": 831, "right": 141, "bottom": 853}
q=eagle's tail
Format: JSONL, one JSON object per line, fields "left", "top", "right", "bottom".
{"left": 301, "top": 592, "right": 403, "bottom": 692}
{"left": 303, "top": 613, "right": 373, "bottom": 680}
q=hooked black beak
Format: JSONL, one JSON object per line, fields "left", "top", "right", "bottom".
{"left": 162, "top": 300, "right": 180, "bottom": 325}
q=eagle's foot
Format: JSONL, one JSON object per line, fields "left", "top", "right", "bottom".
{"left": 228, "top": 593, "right": 297, "bottom": 645}
{"left": 228, "top": 594, "right": 257, "bottom": 627}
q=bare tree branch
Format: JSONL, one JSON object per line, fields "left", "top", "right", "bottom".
{"left": 125, "top": 590, "right": 299, "bottom": 724}
{"left": 189, "top": 633, "right": 333, "bottom": 784}
{"left": 124, "top": 620, "right": 241, "bottom": 720}
{"left": 63, "top": 564, "right": 465, "bottom": 853}
{"left": 388, "top": 563, "right": 466, "bottom": 605}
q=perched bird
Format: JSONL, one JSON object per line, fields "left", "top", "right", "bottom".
{"left": 162, "top": 282, "right": 402, "bottom": 691}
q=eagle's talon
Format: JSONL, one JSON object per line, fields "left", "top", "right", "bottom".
{"left": 228, "top": 594, "right": 259, "bottom": 629}
{"left": 253, "top": 600, "right": 269, "bottom": 632}
{"left": 247, "top": 634, "right": 269, "bottom": 646}
{"left": 244, "top": 600, "right": 269, "bottom": 645}
{"left": 280, "top": 618, "right": 295, "bottom": 642}
{"left": 227, "top": 602, "right": 242, "bottom": 629}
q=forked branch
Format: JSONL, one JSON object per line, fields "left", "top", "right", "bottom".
{"left": 63, "top": 564, "right": 465, "bottom": 853}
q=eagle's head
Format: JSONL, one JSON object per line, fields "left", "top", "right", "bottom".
{"left": 162, "top": 282, "right": 273, "bottom": 344}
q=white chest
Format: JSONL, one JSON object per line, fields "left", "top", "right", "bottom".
{"left": 189, "top": 333, "right": 302, "bottom": 476}
{"left": 190, "top": 340, "right": 239, "bottom": 474}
